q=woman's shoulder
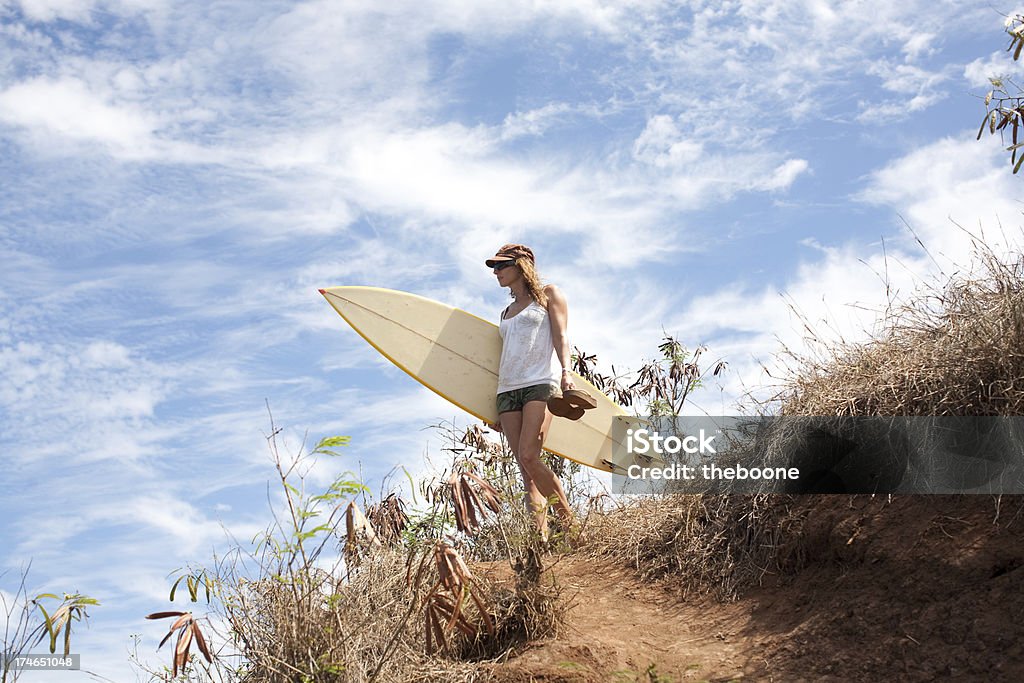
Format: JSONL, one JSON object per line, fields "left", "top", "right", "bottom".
{"left": 543, "top": 284, "right": 566, "bottom": 307}
{"left": 543, "top": 283, "right": 562, "bottom": 297}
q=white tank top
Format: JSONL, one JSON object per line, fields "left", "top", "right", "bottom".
{"left": 497, "top": 300, "right": 561, "bottom": 393}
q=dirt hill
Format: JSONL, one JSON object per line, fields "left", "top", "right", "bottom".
{"left": 479, "top": 495, "right": 1024, "bottom": 682}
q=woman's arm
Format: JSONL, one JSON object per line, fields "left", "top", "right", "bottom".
{"left": 545, "top": 285, "right": 575, "bottom": 392}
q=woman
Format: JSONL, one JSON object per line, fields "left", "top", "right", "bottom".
{"left": 485, "top": 243, "right": 574, "bottom": 539}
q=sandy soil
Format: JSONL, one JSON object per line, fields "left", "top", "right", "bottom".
{"left": 478, "top": 495, "right": 1024, "bottom": 682}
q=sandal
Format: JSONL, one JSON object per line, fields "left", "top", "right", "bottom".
{"left": 547, "top": 389, "right": 597, "bottom": 421}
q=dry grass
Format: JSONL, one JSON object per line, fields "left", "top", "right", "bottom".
{"left": 584, "top": 494, "right": 815, "bottom": 600}
{"left": 488, "top": 548, "right": 564, "bottom": 650}
{"left": 776, "top": 244, "right": 1024, "bottom": 417}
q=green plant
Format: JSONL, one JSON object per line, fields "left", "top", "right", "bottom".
{"left": 213, "top": 422, "right": 369, "bottom": 681}
{"left": 1, "top": 567, "right": 100, "bottom": 683}
{"left": 169, "top": 570, "right": 214, "bottom": 604}
{"left": 31, "top": 592, "right": 99, "bottom": 657}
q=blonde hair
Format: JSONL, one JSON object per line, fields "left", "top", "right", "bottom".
{"left": 516, "top": 255, "right": 548, "bottom": 307}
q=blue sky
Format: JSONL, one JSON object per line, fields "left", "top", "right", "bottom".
{"left": 2, "top": 1, "right": 1024, "bottom": 680}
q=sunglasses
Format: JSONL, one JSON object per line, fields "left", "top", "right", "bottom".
{"left": 491, "top": 260, "right": 517, "bottom": 271}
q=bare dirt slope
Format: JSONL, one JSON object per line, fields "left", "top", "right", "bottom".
{"left": 481, "top": 496, "right": 1024, "bottom": 682}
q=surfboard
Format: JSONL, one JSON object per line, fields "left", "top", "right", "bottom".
{"left": 319, "top": 286, "right": 634, "bottom": 472}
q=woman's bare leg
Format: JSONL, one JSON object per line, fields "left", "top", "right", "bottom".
{"left": 516, "top": 401, "right": 573, "bottom": 525}
{"left": 499, "top": 410, "right": 549, "bottom": 536}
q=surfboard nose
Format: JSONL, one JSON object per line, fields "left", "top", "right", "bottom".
{"left": 318, "top": 288, "right": 326, "bottom": 294}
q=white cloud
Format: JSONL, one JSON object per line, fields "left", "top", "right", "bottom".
{"left": 633, "top": 114, "right": 704, "bottom": 168}
{"left": 761, "top": 158, "right": 810, "bottom": 191}
{"left": 124, "top": 494, "right": 226, "bottom": 555}
{"left": 14, "top": 0, "right": 97, "bottom": 22}
{"left": 81, "top": 340, "right": 134, "bottom": 368}
{"left": 11, "top": 0, "right": 163, "bottom": 23}
{"left": 963, "top": 50, "right": 1024, "bottom": 88}
{"left": 300, "top": 121, "right": 664, "bottom": 237}
{"left": 226, "top": 101, "right": 813, "bottom": 260}
{"left": 0, "top": 339, "right": 173, "bottom": 463}
{"left": 0, "top": 13, "right": 55, "bottom": 51}
{"left": 4, "top": 0, "right": 951, "bottom": 250}
{"left": 260, "top": 0, "right": 658, "bottom": 111}
{"left": 0, "top": 64, "right": 226, "bottom": 163}
{"left": 902, "top": 31, "right": 938, "bottom": 61}
{"left": 859, "top": 134, "right": 1024, "bottom": 264}
{"left": 501, "top": 103, "right": 576, "bottom": 141}
{"left": 857, "top": 61, "right": 952, "bottom": 123}
{"left": 652, "top": 0, "right": 992, "bottom": 134}
{"left": 0, "top": 76, "right": 157, "bottom": 152}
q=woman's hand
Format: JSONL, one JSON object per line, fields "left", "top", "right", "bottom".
{"left": 561, "top": 368, "right": 575, "bottom": 392}
{"left": 485, "top": 421, "right": 503, "bottom": 433}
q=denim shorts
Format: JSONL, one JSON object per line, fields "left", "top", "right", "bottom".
{"left": 496, "top": 383, "right": 560, "bottom": 414}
